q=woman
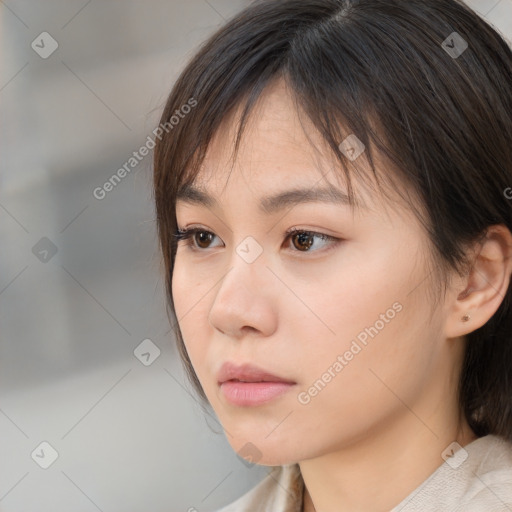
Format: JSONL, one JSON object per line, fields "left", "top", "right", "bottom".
{"left": 153, "top": 0, "right": 512, "bottom": 510}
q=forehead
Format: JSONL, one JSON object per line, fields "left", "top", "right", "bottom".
{"left": 190, "top": 81, "right": 353, "bottom": 192}
{"left": 179, "top": 78, "right": 410, "bottom": 220}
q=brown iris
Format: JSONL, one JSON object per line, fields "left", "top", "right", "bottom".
{"left": 291, "top": 231, "right": 314, "bottom": 251}
{"left": 195, "top": 231, "right": 214, "bottom": 249}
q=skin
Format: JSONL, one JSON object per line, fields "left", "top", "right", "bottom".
{"left": 172, "top": 78, "right": 512, "bottom": 511}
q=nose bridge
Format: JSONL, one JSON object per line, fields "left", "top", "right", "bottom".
{"left": 208, "top": 238, "right": 276, "bottom": 336}
{"left": 217, "top": 238, "right": 267, "bottom": 303}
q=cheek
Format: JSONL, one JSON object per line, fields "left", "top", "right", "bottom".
{"left": 171, "top": 254, "right": 195, "bottom": 314}
{"left": 171, "top": 255, "right": 210, "bottom": 326}
{"left": 294, "top": 252, "right": 436, "bottom": 407}
{"left": 171, "top": 261, "right": 212, "bottom": 371}
{"left": 288, "top": 308, "right": 434, "bottom": 457}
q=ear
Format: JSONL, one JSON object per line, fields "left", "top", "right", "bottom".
{"left": 444, "top": 225, "right": 512, "bottom": 339}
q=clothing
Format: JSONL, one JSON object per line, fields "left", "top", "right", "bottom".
{"left": 214, "top": 434, "right": 512, "bottom": 511}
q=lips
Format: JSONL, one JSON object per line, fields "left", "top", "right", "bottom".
{"left": 217, "top": 361, "right": 296, "bottom": 385}
{"left": 217, "top": 362, "right": 296, "bottom": 406}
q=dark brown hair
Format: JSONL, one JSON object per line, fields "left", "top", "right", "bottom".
{"left": 153, "top": 0, "right": 512, "bottom": 440}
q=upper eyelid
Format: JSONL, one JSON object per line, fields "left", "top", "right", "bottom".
{"left": 176, "top": 225, "right": 336, "bottom": 238}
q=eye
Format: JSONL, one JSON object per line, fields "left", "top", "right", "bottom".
{"left": 173, "top": 228, "right": 222, "bottom": 250}
{"left": 173, "top": 226, "right": 341, "bottom": 254}
{"left": 285, "top": 227, "right": 338, "bottom": 253}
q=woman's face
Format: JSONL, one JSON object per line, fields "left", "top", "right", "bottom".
{"left": 172, "top": 79, "right": 459, "bottom": 465}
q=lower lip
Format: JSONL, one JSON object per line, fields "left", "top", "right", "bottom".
{"left": 219, "top": 381, "right": 295, "bottom": 406}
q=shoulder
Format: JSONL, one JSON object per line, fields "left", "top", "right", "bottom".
{"left": 213, "top": 463, "right": 303, "bottom": 512}
{"left": 392, "top": 435, "right": 512, "bottom": 512}
{"left": 454, "top": 434, "right": 512, "bottom": 511}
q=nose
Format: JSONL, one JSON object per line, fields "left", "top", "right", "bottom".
{"left": 208, "top": 254, "right": 278, "bottom": 339}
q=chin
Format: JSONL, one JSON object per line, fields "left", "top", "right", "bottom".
{"left": 225, "top": 432, "right": 303, "bottom": 467}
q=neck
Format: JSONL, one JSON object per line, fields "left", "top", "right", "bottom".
{"left": 300, "top": 412, "right": 476, "bottom": 512}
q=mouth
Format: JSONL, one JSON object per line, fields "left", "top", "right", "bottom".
{"left": 219, "top": 380, "right": 296, "bottom": 406}
{"left": 217, "top": 361, "right": 296, "bottom": 406}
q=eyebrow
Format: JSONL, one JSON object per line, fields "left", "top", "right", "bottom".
{"left": 176, "top": 183, "right": 362, "bottom": 214}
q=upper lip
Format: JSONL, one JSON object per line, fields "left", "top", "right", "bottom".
{"left": 217, "top": 361, "right": 296, "bottom": 384}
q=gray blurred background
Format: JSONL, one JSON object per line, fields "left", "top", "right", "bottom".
{"left": 1, "top": 1, "right": 511, "bottom": 511}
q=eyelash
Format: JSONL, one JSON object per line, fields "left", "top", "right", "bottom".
{"left": 172, "top": 226, "right": 341, "bottom": 255}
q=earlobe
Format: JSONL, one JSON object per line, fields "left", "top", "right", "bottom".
{"left": 444, "top": 225, "right": 512, "bottom": 339}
